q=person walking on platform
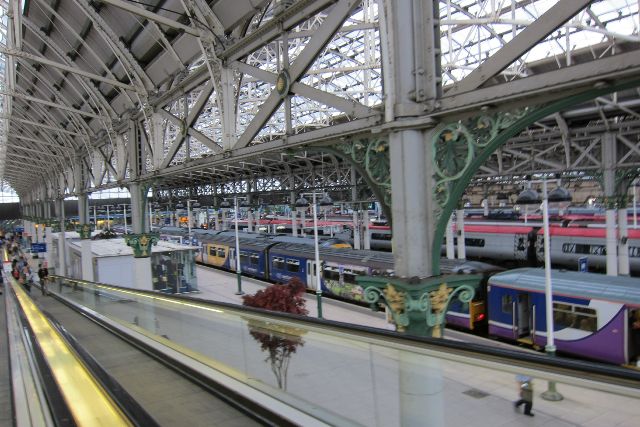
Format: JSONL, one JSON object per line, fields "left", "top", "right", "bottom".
{"left": 38, "top": 263, "right": 49, "bottom": 296}
{"left": 514, "top": 375, "right": 535, "bottom": 416}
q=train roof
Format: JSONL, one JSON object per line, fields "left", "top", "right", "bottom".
{"left": 270, "top": 243, "right": 501, "bottom": 274}
{"left": 269, "top": 243, "right": 396, "bottom": 269}
{"left": 203, "top": 233, "right": 275, "bottom": 250}
{"left": 488, "top": 268, "right": 640, "bottom": 306}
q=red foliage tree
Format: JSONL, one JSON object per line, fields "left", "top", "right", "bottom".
{"left": 242, "top": 277, "right": 308, "bottom": 315}
{"left": 242, "top": 277, "right": 308, "bottom": 390}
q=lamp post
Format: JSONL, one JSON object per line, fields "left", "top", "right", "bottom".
{"left": 300, "top": 191, "right": 334, "bottom": 319}
{"left": 634, "top": 180, "right": 639, "bottom": 229}
{"left": 234, "top": 196, "right": 244, "bottom": 295}
{"left": 517, "top": 179, "right": 569, "bottom": 402}
{"left": 104, "top": 204, "right": 114, "bottom": 230}
{"left": 118, "top": 204, "right": 129, "bottom": 234}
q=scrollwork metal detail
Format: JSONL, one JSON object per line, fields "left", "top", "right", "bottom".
{"left": 335, "top": 137, "right": 392, "bottom": 207}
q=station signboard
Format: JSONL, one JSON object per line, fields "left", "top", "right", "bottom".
{"left": 31, "top": 243, "right": 47, "bottom": 253}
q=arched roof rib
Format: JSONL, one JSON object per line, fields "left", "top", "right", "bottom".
{"left": 1, "top": 0, "right": 640, "bottom": 200}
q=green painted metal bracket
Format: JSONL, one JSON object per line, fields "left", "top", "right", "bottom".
{"left": 431, "top": 78, "right": 640, "bottom": 275}
{"left": 356, "top": 274, "right": 479, "bottom": 337}
{"left": 303, "top": 140, "right": 393, "bottom": 222}
{"left": 591, "top": 169, "right": 639, "bottom": 208}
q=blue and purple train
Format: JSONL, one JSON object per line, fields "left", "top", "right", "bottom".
{"left": 487, "top": 268, "right": 640, "bottom": 365}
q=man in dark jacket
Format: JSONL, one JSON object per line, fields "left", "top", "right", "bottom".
{"left": 38, "top": 264, "right": 49, "bottom": 295}
{"left": 514, "top": 377, "right": 534, "bottom": 416}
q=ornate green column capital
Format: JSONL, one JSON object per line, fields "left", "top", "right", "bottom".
{"left": 357, "top": 274, "right": 480, "bottom": 337}
{"left": 78, "top": 223, "right": 93, "bottom": 239}
{"left": 124, "top": 233, "right": 159, "bottom": 258}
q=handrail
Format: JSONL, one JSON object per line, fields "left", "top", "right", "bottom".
{"left": 5, "top": 285, "right": 54, "bottom": 426}
{"left": 10, "top": 278, "right": 134, "bottom": 426}
{"left": 50, "top": 275, "right": 640, "bottom": 397}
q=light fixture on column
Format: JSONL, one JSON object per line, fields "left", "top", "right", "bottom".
{"left": 516, "top": 187, "right": 540, "bottom": 224}
{"left": 547, "top": 186, "right": 572, "bottom": 206}
{"left": 515, "top": 188, "right": 541, "bottom": 205}
{"left": 295, "top": 195, "right": 309, "bottom": 211}
{"left": 318, "top": 192, "right": 334, "bottom": 210}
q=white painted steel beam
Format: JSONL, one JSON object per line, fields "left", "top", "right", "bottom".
{"left": 159, "top": 80, "right": 216, "bottom": 168}
{"left": 438, "top": 49, "right": 640, "bottom": 116}
{"left": 0, "top": 116, "right": 83, "bottom": 136}
{"left": 0, "top": 90, "right": 105, "bottom": 119}
{"left": 94, "top": 0, "right": 199, "bottom": 36}
{"left": 448, "top": 0, "right": 592, "bottom": 95}
{"left": 232, "top": 61, "right": 377, "bottom": 118}
{"left": 0, "top": 47, "right": 138, "bottom": 91}
{"left": 234, "top": 0, "right": 361, "bottom": 149}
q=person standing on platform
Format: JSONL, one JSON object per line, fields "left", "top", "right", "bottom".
{"left": 514, "top": 375, "right": 535, "bottom": 416}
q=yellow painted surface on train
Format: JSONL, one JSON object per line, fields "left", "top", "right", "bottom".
{"left": 332, "top": 242, "right": 352, "bottom": 249}
{"left": 12, "top": 280, "right": 132, "bottom": 426}
{"left": 203, "top": 243, "right": 230, "bottom": 268}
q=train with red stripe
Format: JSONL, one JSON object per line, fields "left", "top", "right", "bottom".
{"left": 363, "top": 221, "right": 640, "bottom": 273}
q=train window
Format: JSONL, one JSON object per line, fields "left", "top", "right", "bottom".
{"left": 371, "top": 233, "right": 392, "bottom": 241}
{"left": 273, "top": 257, "right": 285, "bottom": 270}
{"left": 217, "top": 248, "right": 226, "bottom": 257}
{"left": 629, "top": 247, "right": 640, "bottom": 258}
{"left": 209, "top": 246, "right": 217, "bottom": 256}
{"left": 465, "top": 238, "right": 485, "bottom": 247}
{"left": 250, "top": 254, "right": 260, "bottom": 265}
{"left": 323, "top": 267, "right": 340, "bottom": 281}
{"left": 240, "top": 252, "right": 250, "bottom": 264}
{"left": 553, "top": 302, "right": 597, "bottom": 332}
{"left": 343, "top": 269, "right": 358, "bottom": 284}
{"left": 501, "top": 295, "right": 513, "bottom": 313}
{"left": 286, "top": 259, "right": 300, "bottom": 273}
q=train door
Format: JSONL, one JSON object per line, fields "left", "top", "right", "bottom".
{"left": 629, "top": 308, "right": 640, "bottom": 366}
{"left": 306, "top": 260, "right": 316, "bottom": 289}
{"left": 515, "top": 293, "right": 531, "bottom": 339}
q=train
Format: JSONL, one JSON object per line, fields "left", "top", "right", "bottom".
{"left": 152, "top": 226, "right": 640, "bottom": 366}
{"left": 357, "top": 222, "right": 640, "bottom": 273}
{"left": 487, "top": 268, "right": 640, "bottom": 366}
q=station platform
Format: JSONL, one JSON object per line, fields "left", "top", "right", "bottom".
{"left": 1, "top": 256, "right": 639, "bottom": 426}
{"left": 193, "top": 265, "right": 640, "bottom": 427}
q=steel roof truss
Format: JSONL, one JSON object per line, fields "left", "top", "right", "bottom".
{"left": 234, "top": 0, "right": 361, "bottom": 149}
{"left": 158, "top": 82, "right": 216, "bottom": 168}
{"left": 232, "top": 61, "right": 376, "bottom": 118}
